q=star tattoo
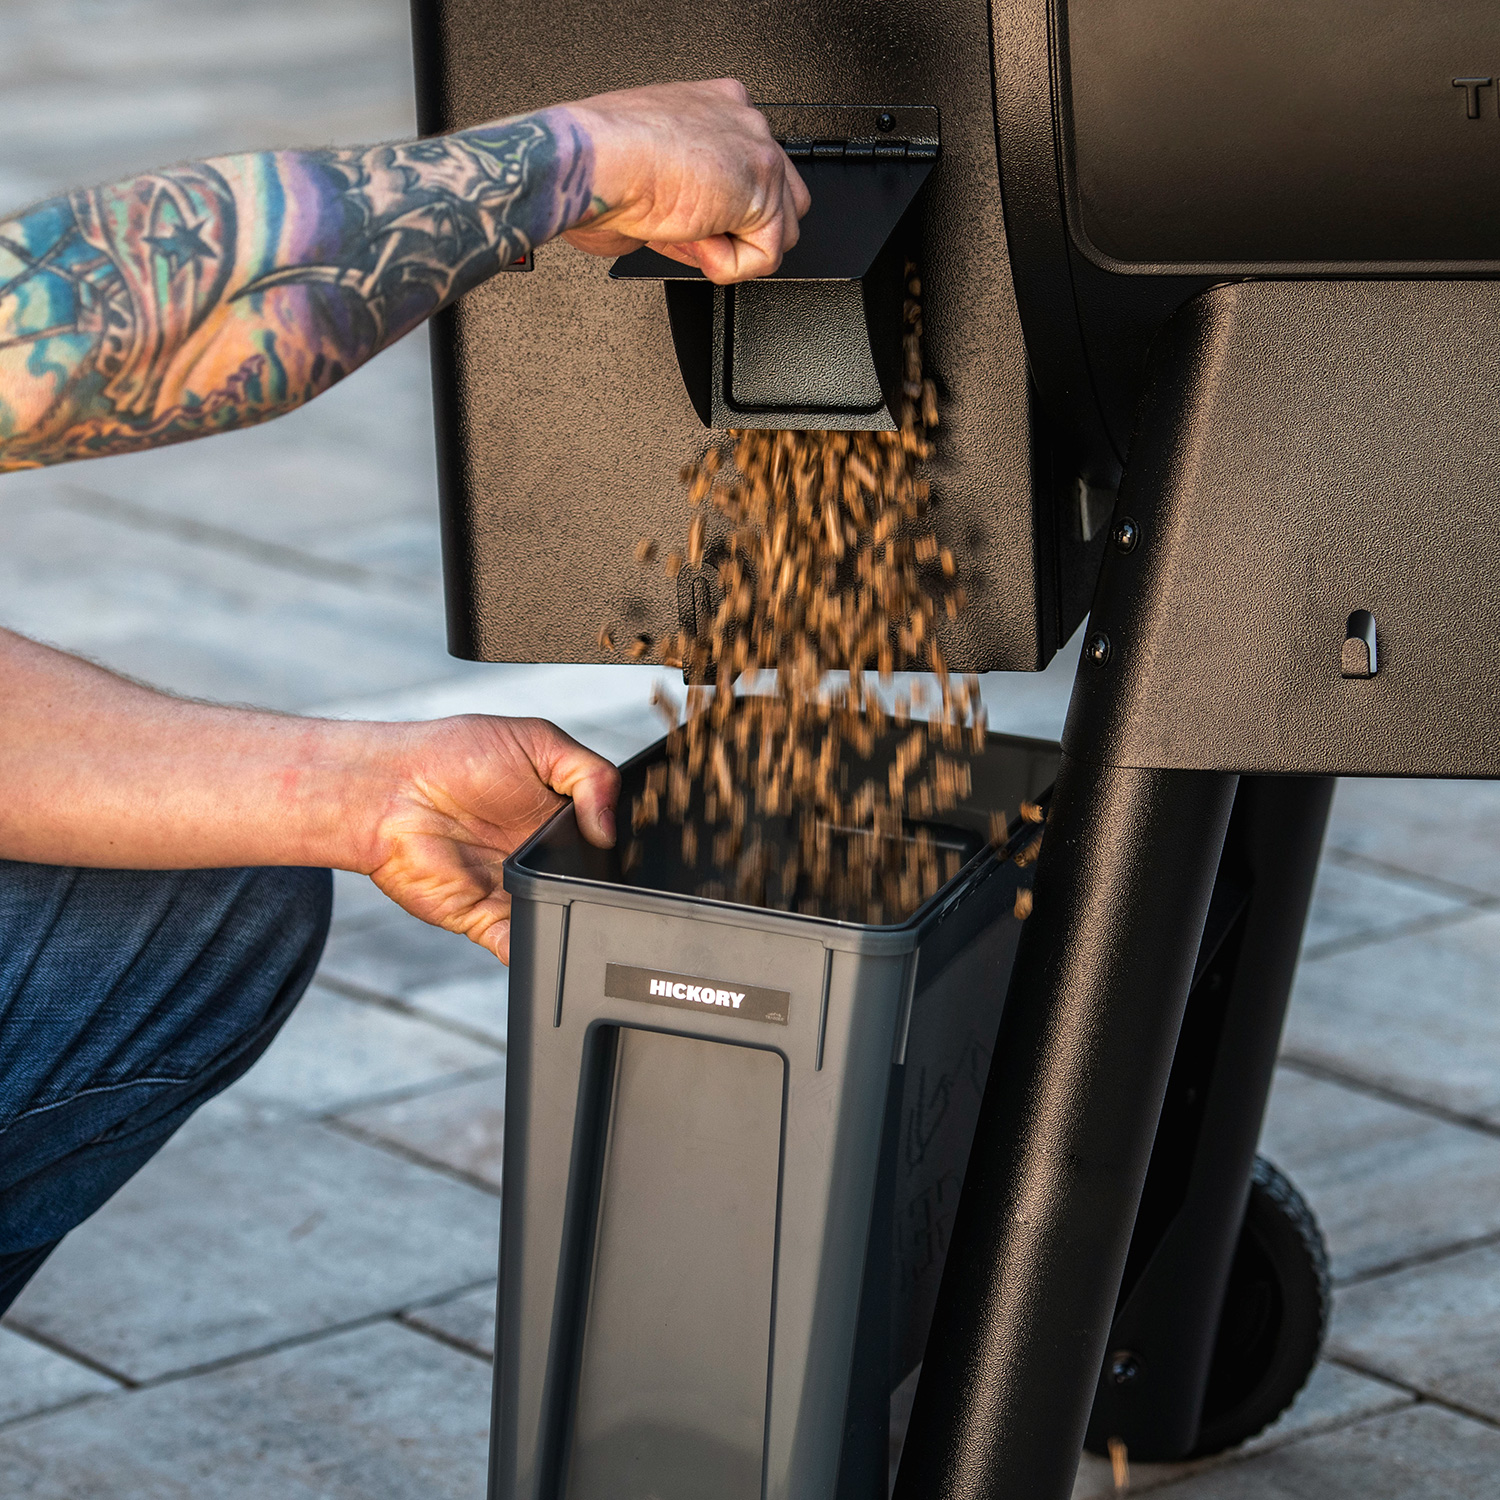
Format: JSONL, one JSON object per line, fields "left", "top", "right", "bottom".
{"left": 145, "top": 218, "right": 217, "bottom": 277}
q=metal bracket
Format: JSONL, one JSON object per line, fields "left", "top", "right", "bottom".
{"left": 1063, "top": 280, "right": 1500, "bottom": 776}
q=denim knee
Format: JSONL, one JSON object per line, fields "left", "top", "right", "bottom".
{"left": 0, "top": 863, "right": 333, "bottom": 1255}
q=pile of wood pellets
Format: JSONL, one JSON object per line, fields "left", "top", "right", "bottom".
{"left": 602, "top": 268, "right": 1040, "bottom": 924}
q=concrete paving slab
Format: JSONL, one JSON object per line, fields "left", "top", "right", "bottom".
{"left": 0, "top": 331, "right": 443, "bottom": 575}
{"left": 1258, "top": 1068, "right": 1500, "bottom": 1280}
{"left": 313, "top": 647, "right": 1084, "bottom": 740}
{"left": 0, "top": 492, "right": 459, "bottom": 711}
{"left": 976, "top": 647, "right": 1080, "bottom": 743}
{"left": 571, "top": 722, "right": 665, "bottom": 764}
{"left": 313, "top": 661, "right": 683, "bottom": 732}
{"left": 1300, "top": 858, "right": 1470, "bottom": 959}
{"left": 319, "top": 905, "right": 503, "bottom": 1003}
{"left": 0, "top": 0, "right": 411, "bottom": 86}
{"left": 341, "top": 1075, "right": 506, "bottom": 1191}
{"left": 1129, "top": 1402, "right": 1500, "bottom": 1498}
{"left": 403, "top": 1284, "right": 498, "bottom": 1361}
{"left": 1068, "top": 1360, "right": 1412, "bottom": 1497}
{"left": 1326, "top": 778, "right": 1500, "bottom": 899}
{"left": 6, "top": 1121, "right": 500, "bottom": 1382}
{"left": 0, "top": 1327, "right": 119, "bottom": 1427}
{"left": 1282, "top": 912, "right": 1500, "bottom": 1125}
{"left": 1330, "top": 1241, "right": 1500, "bottom": 1422}
{"left": 402, "top": 973, "right": 510, "bottom": 1047}
{"left": 310, "top": 627, "right": 1084, "bottom": 771}
{"left": 183, "top": 985, "right": 502, "bottom": 1135}
{"left": 0, "top": 1320, "right": 489, "bottom": 1500}
{"left": 330, "top": 868, "right": 405, "bottom": 929}
{"left": 0, "top": 0, "right": 416, "bottom": 201}
{"left": 0, "top": 168, "right": 43, "bottom": 210}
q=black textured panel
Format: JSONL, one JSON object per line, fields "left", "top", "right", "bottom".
{"left": 1064, "top": 0, "right": 1500, "bottom": 272}
{"left": 1064, "top": 280, "right": 1500, "bottom": 777}
{"left": 411, "top": 0, "right": 1065, "bottom": 669}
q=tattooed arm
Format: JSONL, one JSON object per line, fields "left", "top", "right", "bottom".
{"left": 0, "top": 78, "right": 806, "bottom": 472}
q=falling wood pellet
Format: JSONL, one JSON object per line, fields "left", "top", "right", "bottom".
{"left": 603, "top": 269, "right": 1042, "bottom": 921}
{"left": 1108, "top": 1436, "right": 1129, "bottom": 1492}
{"left": 1014, "top": 887, "right": 1033, "bottom": 920}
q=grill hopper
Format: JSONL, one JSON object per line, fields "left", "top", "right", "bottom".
{"left": 411, "top": 0, "right": 1111, "bottom": 673}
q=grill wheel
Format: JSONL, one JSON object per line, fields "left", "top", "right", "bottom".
{"left": 1189, "top": 1155, "right": 1331, "bottom": 1458}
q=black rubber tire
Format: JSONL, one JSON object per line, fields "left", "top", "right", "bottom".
{"left": 1188, "top": 1156, "right": 1330, "bottom": 1458}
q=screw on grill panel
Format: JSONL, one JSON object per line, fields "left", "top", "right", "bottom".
{"left": 1109, "top": 1351, "right": 1141, "bottom": 1386}
{"left": 1113, "top": 517, "right": 1140, "bottom": 553}
{"left": 1086, "top": 631, "right": 1113, "bottom": 667}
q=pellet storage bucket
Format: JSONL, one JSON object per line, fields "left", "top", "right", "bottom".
{"left": 491, "top": 727, "right": 1058, "bottom": 1500}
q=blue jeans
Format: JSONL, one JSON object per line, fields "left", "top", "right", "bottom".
{"left": 0, "top": 861, "right": 331, "bottom": 1315}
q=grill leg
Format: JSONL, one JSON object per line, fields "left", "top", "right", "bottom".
{"left": 892, "top": 755, "right": 1238, "bottom": 1500}
{"left": 1083, "top": 774, "right": 1335, "bottom": 1458}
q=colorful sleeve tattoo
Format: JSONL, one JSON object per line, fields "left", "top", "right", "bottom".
{"left": 0, "top": 110, "right": 595, "bottom": 471}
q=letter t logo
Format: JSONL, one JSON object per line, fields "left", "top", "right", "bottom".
{"left": 1454, "top": 77, "right": 1493, "bottom": 119}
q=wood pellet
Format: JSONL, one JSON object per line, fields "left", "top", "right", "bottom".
{"left": 606, "top": 268, "right": 1043, "bottom": 922}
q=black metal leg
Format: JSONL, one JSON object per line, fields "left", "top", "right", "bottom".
{"left": 1084, "top": 775, "right": 1335, "bottom": 1458}
{"left": 892, "top": 756, "right": 1238, "bottom": 1500}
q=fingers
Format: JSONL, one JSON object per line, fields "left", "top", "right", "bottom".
{"left": 781, "top": 171, "right": 804, "bottom": 251}
{"left": 683, "top": 233, "right": 772, "bottom": 283}
{"left": 477, "top": 917, "right": 511, "bottom": 966}
{"left": 566, "top": 78, "right": 810, "bottom": 284}
{"left": 674, "top": 171, "right": 803, "bottom": 283}
{"left": 686, "top": 215, "right": 793, "bottom": 283}
{"left": 646, "top": 241, "right": 706, "bottom": 270}
{"left": 785, "top": 156, "right": 811, "bottom": 219}
{"left": 536, "top": 728, "right": 621, "bottom": 848}
{"left": 674, "top": 136, "right": 807, "bottom": 283}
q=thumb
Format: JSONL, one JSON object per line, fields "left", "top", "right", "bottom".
{"left": 478, "top": 917, "right": 511, "bottom": 966}
{"left": 539, "top": 733, "right": 621, "bottom": 848}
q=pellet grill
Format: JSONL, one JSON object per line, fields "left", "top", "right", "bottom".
{"left": 410, "top": 0, "right": 1500, "bottom": 1494}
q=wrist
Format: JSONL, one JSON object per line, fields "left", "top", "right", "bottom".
{"left": 279, "top": 716, "right": 410, "bottom": 875}
{"left": 545, "top": 103, "right": 624, "bottom": 231}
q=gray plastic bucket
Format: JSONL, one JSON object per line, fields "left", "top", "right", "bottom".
{"left": 491, "top": 728, "right": 1059, "bottom": 1500}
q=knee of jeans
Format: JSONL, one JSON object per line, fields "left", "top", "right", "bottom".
{"left": 136, "top": 865, "right": 334, "bottom": 1097}
{"left": 240, "top": 866, "right": 334, "bottom": 982}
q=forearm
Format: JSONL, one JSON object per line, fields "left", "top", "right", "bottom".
{"left": 0, "top": 628, "right": 390, "bottom": 870}
{"left": 0, "top": 109, "right": 594, "bottom": 471}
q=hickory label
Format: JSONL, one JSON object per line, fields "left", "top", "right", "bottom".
{"left": 604, "top": 963, "right": 790, "bottom": 1025}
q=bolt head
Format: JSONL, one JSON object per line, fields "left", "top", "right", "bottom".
{"left": 1112, "top": 517, "right": 1140, "bottom": 553}
{"left": 877, "top": 111, "right": 896, "bottom": 132}
{"left": 1110, "top": 1351, "right": 1141, "bottom": 1386}
{"left": 1085, "top": 631, "right": 1112, "bottom": 667}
